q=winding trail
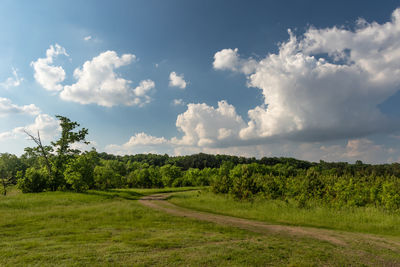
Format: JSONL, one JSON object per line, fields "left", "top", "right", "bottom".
{"left": 139, "top": 193, "right": 400, "bottom": 250}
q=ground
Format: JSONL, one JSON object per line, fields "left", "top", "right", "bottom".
{"left": 1, "top": 188, "right": 400, "bottom": 266}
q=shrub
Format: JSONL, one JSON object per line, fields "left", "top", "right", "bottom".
{"left": 17, "top": 167, "right": 48, "bottom": 193}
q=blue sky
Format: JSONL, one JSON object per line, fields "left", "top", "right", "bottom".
{"left": 1, "top": 0, "right": 400, "bottom": 163}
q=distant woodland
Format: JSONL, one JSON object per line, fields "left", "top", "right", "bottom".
{"left": 1, "top": 116, "right": 400, "bottom": 211}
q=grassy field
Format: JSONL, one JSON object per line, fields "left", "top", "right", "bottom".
{"left": 1, "top": 187, "right": 400, "bottom": 266}
{"left": 169, "top": 190, "right": 400, "bottom": 237}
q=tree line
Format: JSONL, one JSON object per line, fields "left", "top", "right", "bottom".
{"left": 1, "top": 116, "right": 400, "bottom": 210}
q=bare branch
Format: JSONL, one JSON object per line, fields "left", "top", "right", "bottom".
{"left": 23, "top": 129, "right": 54, "bottom": 189}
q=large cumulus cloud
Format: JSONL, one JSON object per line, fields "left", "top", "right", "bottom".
{"left": 214, "top": 9, "right": 400, "bottom": 142}
{"left": 107, "top": 8, "right": 400, "bottom": 163}
{"left": 32, "top": 46, "right": 156, "bottom": 107}
{"left": 171, "top": 101, "right": 246, "bottom": 147}
{"left": 60, "top": 51, "right": 155, "bottom": 107}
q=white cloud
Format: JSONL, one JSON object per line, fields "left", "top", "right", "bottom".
{"left": 172, "top": 99, "right": 185, "bottom": 106}
{"left": 213, "top": 48, "right": 239, "bottom": 71}
{"left": 104, "top": 8, "right": 400, "bottom": 164}
{"left": 169, "top": 71, "right": 187, "bottom": 89}
{"left": 213, "top": 48, "right": 257, "bottom": 75}
{"left": 132, "top": 79, "right": 155, "bottom": 106}
{"left": 105, "top": 133, "right": 398, "bottom": 163}
{"left": 0, "top": 114, "right": 60, "bottom": 142}
{"left": 212, "top": 8, "right": 400, "bottom": 143}
{"left": 60, "top": 51, "right": 155, "bottom": 107}
{"left": 171, "top": 100, "right": 246, "bottom": 147}
{"left": 31, "top": 44, "right": 68, "bottom": 91}
{"left": 105, "top": 101, "right": 246, "bottom": 154}
{"left": 125, "top": 132, "right": 167, "bottom": 146}
{"left": 104, "top": 130, "right": 400, "bottom": 164}
{"left": 105, "top": 132, "right": 169, "bottom": 155}
{"left": 14, "top": 114, "right": 61, "bottom": 141}
{"left": 320, "top": 138, "right": 395, "bottom": 163}
{"left": 0, "top": 68, "right": 23, "bottom": 89}
{"left": 0, "top": 98, "right": 40, "bottom": 117}
{"left": 84, "top": 35, "right": 92, "bottom": 41}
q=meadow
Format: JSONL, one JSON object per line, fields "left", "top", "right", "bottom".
{"left": 1, "top": 187, "right": 400, "bottom": 266}
{"left": 170, "top": 190, "right": 400, "bottom": 237}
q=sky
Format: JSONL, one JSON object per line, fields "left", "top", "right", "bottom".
{"left": 1, "top": 0, "right": 400, "bottom": 163}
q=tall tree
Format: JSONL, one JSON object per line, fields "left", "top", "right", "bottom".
{"left": 51, "top": 115, "right": 89, "bottom": 190}
{"left": 23, "top": 130, "right": 53, "bottom": 186}
{"left": 24, "top": 115, "right": 89, "bottom": 191}
{"left": 51, "top": 115, "right": 89, "bottom": 157}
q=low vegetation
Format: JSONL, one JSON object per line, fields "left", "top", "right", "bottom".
{"left": 170, "top": 190, "right": 400, "bottom": 237}
{"left": 1, "top": 116, "right": 399, "bottom": 212}
{"left": 1, "top": 116, "right": 400, "bottom": 265}
{"left": 1, "top": 188, "right": 400, "bottom": 266}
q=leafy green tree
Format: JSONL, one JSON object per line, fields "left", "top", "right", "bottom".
{"left": 17, "top": 167, "right": 49, "bottom": 193}
{"left": 23, "top": 115, "right": 89, "bottom": 191}
{"left": 64, "top": 150, "right": 99, "bottom": 192}
{"left": 148, "top": 166, "right": 162, "bottom": 188}
{"left": 211, "top": 161, "right": 234, "bottom": 194}
{"left": 51, "top": 115, "right": 89, "bottom": 190}
{"left": 23, "top": 131, "right": 54, "bottom": 188}
{"left": 93, "top": 160, "right": 125, "bottom": 190}
{"left": 229, "top": 163, "right": 266, "bottom": 200}
{"left": 132, "top": 165, "right": 152, "bottom": 188}
{"left": 160, "top": 164, "right": 182, "bottom": 187}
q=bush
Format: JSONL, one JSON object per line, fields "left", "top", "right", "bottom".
{"left": 229, "top": 164, "right": 264, "bottom": 200}
{"left": 211, "top": 162, "right": 234, "bottom": 194}
{"left": 17, "top": 167, "right": 48, "bottom": 193}
{"left": 381, "top": 179, "right": 400, "bottom": 210}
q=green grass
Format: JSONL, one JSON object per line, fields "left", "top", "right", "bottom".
{"left": 1, "top": 187, "right": 400, "bottom": 266}
{"left": 169, "top": 190, "right": 400, "bottom": 237}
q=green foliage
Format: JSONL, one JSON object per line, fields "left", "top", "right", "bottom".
{"left": 126, "top": 164, "right": 161, "bottom": 188}
{"left": 229, "top": 163, "right": 265, "bottom": 200}
{"left": 210, "top": 162, "right": 400, "bottom": 211}
{"left": 19, "top": 115, "right": 91, "bottom": 192}
{"left": 7, "top": 121, "right": 400, "bottom": 212}
{"left": 0, "top": 153, "right": 23, "bottom": 195}
{"left": 211, "top": 161, "right": 234, "bottom": 194}
{"left": 51, "top": 115, "right": 89, "bottom": 156}
{"left": 17, "top": 167, "right": 48, "bottom": 193}
{"left": 93, "top": 160, "right": 124, "bottom": 190}
{"left": 160, "top": 164, "right": 182, "bottom": 187}
{"left": 381, "top": 179, "right": 400, "bottom": 210}
{"left": 64, "top": 150, "right": 99, "bottom": 192}
{"left": 51, "top": 115, "right": 89, "bottom": 190}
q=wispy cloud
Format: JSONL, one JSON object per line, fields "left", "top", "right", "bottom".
{"left": 0, "top": 68, "right": 23, "bottom": 89}
{"left": 0, "top": 97, "right": 40, "bottom": 117}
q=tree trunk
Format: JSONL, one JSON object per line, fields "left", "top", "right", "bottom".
{"left": 24, "top": 130, "right": 54, "bottom": 189}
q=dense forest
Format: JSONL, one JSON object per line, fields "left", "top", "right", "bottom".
{"left": 1, "top": 116, "right": 400, "bottom": 211}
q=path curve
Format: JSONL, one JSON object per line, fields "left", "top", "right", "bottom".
{"left": 139, "top": 193, "right": 351, "bottom": 246}
{"left": 139, "top": 193, "right": 400, "bottom": 251}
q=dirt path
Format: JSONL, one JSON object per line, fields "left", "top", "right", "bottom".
{"left": 139, "top": 193, "right": 400, "bottom": 249}
{"left": 139, "top": 193, "right": 400, "bottom": 266}
{"left": 139, "top": 194, "right": 345, "bottom": 245}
